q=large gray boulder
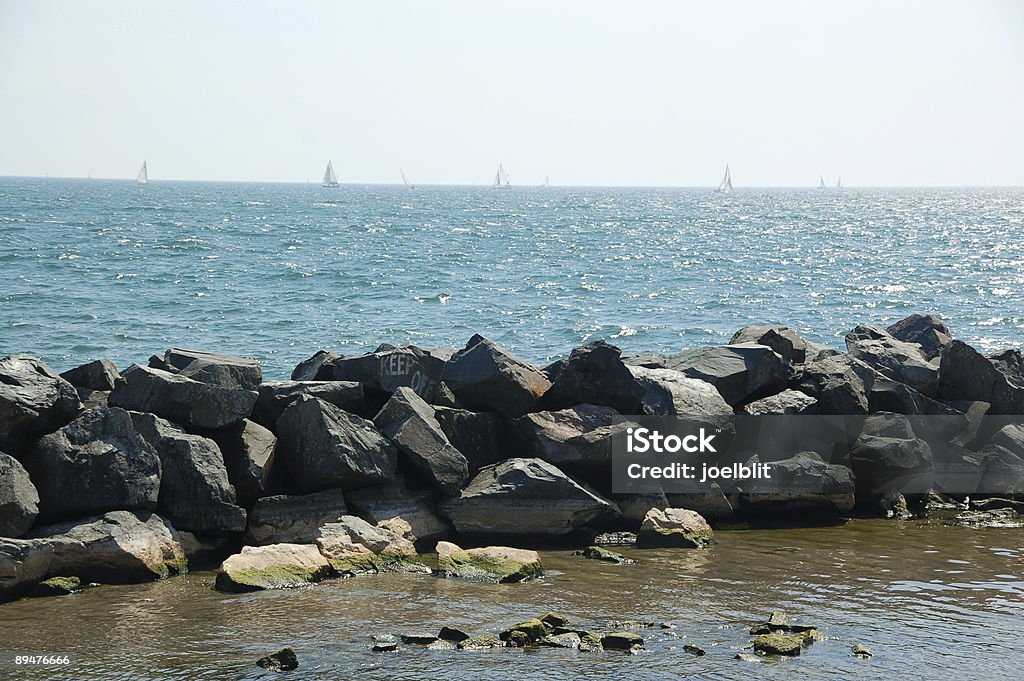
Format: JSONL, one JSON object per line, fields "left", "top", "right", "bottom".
{"left": 793, "top": 355, "right": 870, "bottom": 415}
{"left": 314, "top": 515, "right": 427, "bottom": 575}
{"left": 275, "top": 396, "right": 396, "bottom": 492}
{"left": 373, "top": 387, "right": 469, "bottom": 495}
{"left": 210, "top": 419, "right": 277, "bottom": 506}
{"left": 329, "top": 344, "right": 449, "bottom": 403}
{"left": 441, "top": 458, "right": 618, "bottom": 537}
{"left": 886, "top": 314, "right": 953, "bottom": 361}
{"left": 130, "top": 412, "right": 245, "bottom": 534}
{"left": 627, "top": 366, "right": 733, "bottom": 428}
{"left": 636, "top": 507, "right": 714, "bottom": 548}
{"left": 538, "top": 341, "right": 645, "bottom": 414}
{"left": 246, "top": 489, "right": 350, "bottom": 545}
{"left": 849, "top": 413, "right": 933, "bottom": 495}
{"left": 215, "top": 543, "right": 332, "bottom": 592}
{"left": 739, "top": 452, "right": 855, "bottom": 515}
{"left": 434, "top": 407, "right": 511, "bottom": 475}
{"left": 730, "top": 326, "right": 827, "bottom": 364}
{"left": 110, "top": 364, "right": 257, "bottom": 430}
{"left": 976, "top": 445, "right": 1024, "bottom": 498}
{"left": 28, "top": 406, "right": 161, "bottom": 522}
{"left": 59, "top": 358, "right": 121, "bottom": 392}
{"left": 0, "top": 538, "right": 52, "bottom": 601}
{"left": 938, "top": 341, "right": 1024, "bottom": 415}
{"left": 291, "top": 349, "right": 342, "bottom": 381}
{"left": 441, "top": 335, "right": 551, "bottom": 417}
{"left": 0, "top": 355, "right": 81, "bottom": 452}
{"left": 156, "top": 348, "right": 262, "bottom": 391}
{"left": 845, "top": 324, "right": 938, "bottom": 396}
{"left": 644, "top": 344, "right": 790, "bottom": 407}
{"left": 345, "top": 478, "right": 450, "bottom": 548}
{"left": 990, "top": 349, "right": 1024, "bottom": 393}
{"left": 515, "top": 405, "right": 631, "bottom": 483}
{"left": 28, "top": 511, "right": 187, "bottom": 583}
{"left": 0, "top": 453, "right": 39, "bottom": 537}
{"left": 253, "top": 380, "right": 365, "bottom": 430}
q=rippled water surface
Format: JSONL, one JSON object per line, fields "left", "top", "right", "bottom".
{"left": 3, "top": 519, "right": 1022, "bottom": 680}
{"left": 1, "top": 179, "right": 1022, "bottom": 376}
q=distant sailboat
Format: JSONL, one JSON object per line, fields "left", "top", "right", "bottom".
{"left": 818, "top": 176, "right": 826, "bottom": 189}
{"left": 322, "top": 161, "right": 339, "bottom": 187}
{"left": 716, "top": 164, "right": 733, "bottom": 194}
{"left": 542, "top": 175, "right": 550, "bottom": 187}
{"left": 492, "top": 163, "right": 511, "bottom": 188}
{"left": 136, "top": 161, "right": 148, "bottom": 185}
{"left": 836, "top": 176, "right": 843, "bottom": 189}
{"left": 401, "top": 169, "right": 415, "bottom": 190}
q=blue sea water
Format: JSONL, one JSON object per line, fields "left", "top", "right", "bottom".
{"left": 1, "top": 178, "right": 1022, "bottom": 379}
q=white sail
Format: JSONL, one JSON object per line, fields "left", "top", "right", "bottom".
{"left": 136, "top": 161, "right": 148, "bottom": 185}
{"left": 322, "top": 161, "right": 339, "bottom": 187}
{"left": 836, "top": 176, "right": 843, "bottom": 189}
{"left": 543, "top": 175, "right": 550, "bottom": 187}
{"left": 717, "top": 164, "right": 733, "bottom": 193}
{"left": 493, "top": 163, "right": 510, "bottom": 188}
{"left": 400, "top": 169, "right": 413, "bottom": 189}
{"left": 819, "top": 176, "right": 826, "bottom": 189}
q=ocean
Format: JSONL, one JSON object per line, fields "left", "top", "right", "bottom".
{"left": 1, "top": 178, "right": 1022, "bottom": 376}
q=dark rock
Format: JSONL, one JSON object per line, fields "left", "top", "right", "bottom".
{"left": 246, "top": 489, "right": 350, "bottom": 545}
{"left": 938, "top": 341, "right": 1024, "bottom": 415}
{"left": 846, "top": 324, "right": 938, "bottom": 395}
{"left": 29, "top": 511, "right": 187, "bottom": 583}
{"left": 977, "top": 445, "right": 1024, "bottom": 497}
{"left": 110, "top": 364, "right": 257, "bottom": 430}
{"left": 159, "top": 348, "right": 262, "bottom": 391}
{"left": 401, "top": 632, "right": 438, "bottom": 645}
{"left": 601, "top": 631, "right": 644, "bottom": 651}
{"left": 441, "top": 458, "right": 618, "bottom": 537}
{"left": 0, "top": 355, "right": 81, "bottom": 452}
{"left": 991, "top": 424, "right": 1024, "bottom": 458}
{"left": 440, "top": 335, "right": 551, "bottom": 417}
{"left": 515, "top": 405, "right": 631, "bottom": 483}
{"left": 851, "top": 643, "right": 873, "bottom": 658}
{"left": 887, "top": 314, "right": 952, "bottom": 361}
{"left": 990, "top": 349, "right": 1024, "bottom": 390}
{"left": 291, "top": 349, "right": 341, "bottom": 381}
{"left": 371, "top": 635, "right": 399, "bottom": 652}
{"left": 730, "top": 325, "right": 827, "bottom": 364}
{"left": 329, "top": 344, "right": 448, "bottom": 403}
{"left": 28, "top": 406, "right": 160, "bottom": 522}
{"left": 210, "top": 419, "right": 276, "bottom": 506}
{"left": 879, "top": 490, "right": 912, "bottom": 519}
{"left": 739, "top": 452, "right": 855, "bottom": 515}
{"left": 636, "top": 507, "right": 714, "bottom": 548}
{"left": 215, "top": 543, "right": 332, "bottom": 592}
{"left": 627, "top": 366, "right": 734, "bottom": 431}
{"left": 537, "top": 341, "right": 645, "bottom": 413}
{"left": 0, "top": 453, "right": 39, "bottom": 537}
{"left": 373, "top": 387, "right": 469, "bottom": 495}
{"left": 683, "top": 644, "right": 707, "bottom": 656}
{"left": 76, "top": 388, "right": 110, "bottom": 410}
{"left": 647, "top": 344, "right": 790, "bottom": 407}
{"left": 457, "top": 633, "right": 504, "bottom": 650}
{"left": 794, "top": 355, "right": 869, "bottom": 415}
{"left": 0, "top": 538, "right": 52, "bottom": 601}
{"left": 345, "top": 478, "right": 450, "bottom": 548}
{"left": 275, "top": 396, "right": 396, "bottom": 492}
{"left": 256, "top": 648, "right": 299, "bottom": 671}
{"left": 28, "top": 575, "right": 82, "bottom": 597}
{"left": 129, "top": 412, "right": 244, "bottom": 534}
{"left": 59, "top": 359, "right": 121, "bottom": 392}
{"left": 252, "top": 380, "right": 365, "bottom": 430}
{"left": 753, "top": 633, "right": 802, "bottom": 656}
{"left": 743, "top": 389, "right": 818, "bottom": 416}
{"left": 435, "top": 541, "right": 543, "bottom": 583}
{"left": 970, "top": 497, "right": 1024, "bottom": 513}
{"left": 572, "top": 545, "right": 636, "bottom": 564}
{"left": 438, "top": 626, "right": 471, "bottom": 642}
{"left": 541, "top": 632, "right": 582, "bottom": 649}
{"left": 849, "top": 414, "right": 933, "bottom": 496}
{"left": 434, "top": 407, "right": 511, "bottom": 475}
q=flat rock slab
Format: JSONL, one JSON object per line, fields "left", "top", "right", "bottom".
{"left": 246, "top": 489, "right": 350, "bottom": 545}
{"left": 215, "top": 543, "right": 332, "bottom": 592}
{"left": 159, "top": 348, "right": 262, "bottom": 391}
{"left": 436, "top": 541, "right": 543, "bottom": 583}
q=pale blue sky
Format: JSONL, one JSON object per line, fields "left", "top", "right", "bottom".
{"left": 1, "top": 0, "right": 1021, "bottom": 186}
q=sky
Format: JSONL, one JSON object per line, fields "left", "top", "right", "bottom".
{"left": 0, "top": 0, "right": 1022, "bottom": 186}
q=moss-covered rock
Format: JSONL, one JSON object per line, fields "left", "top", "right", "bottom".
{"left": 28, "top": 575, "right": 81, "bottom": 597}
{"left": 753, "top": 633, "right": 802, "bottom": 656}
{"left": 435, "top": 541, "right": 543, "bottom": 583}
{"left": 636, "top": 508, "right": 714, "bottom": 548}
{"left": 572, "top": 545, "right": 637, "bottom": 564}
{"left": 852, "top": 643, "right": 873, "bottom": 658}
{"left": 541, "top": 632, "right": 581, "bottom": 648}
{"left": 215, "top": 543, "right": 332, "bottom": 592}
{"left": 539, "top": 612, "right": 570, "bottom": 627}
{"left": 315, "top": 516, "right": 430, "bottom": 577}
{"left": 500, "top": 618, "right": 548, "bottom": 646}
{"left": 256, "top": 648, "right": 298, "bottom": 671}
{"left": 457, "top": 633, "right": 503, "bottom": 650}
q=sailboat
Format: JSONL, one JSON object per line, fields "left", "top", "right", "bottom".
{"left": 400, "top": 169, "right": 414, "bottom": 190}
{"left": 818, "top": 176, "right": 826, "bottom": 189}
{"left": 322, "top": 161, "right": 339, "bottom": 187}
{"left": 716, "top": 164, "right": 733, "bottom": 194}
{"left": 542, "top": 175, "right": 550, "bottom": 188}
{"left": 492, "top": 163, "right": 511, "bottom": 189}
{"left": 836, "top": 176, "right": 843, "bottom": 189}
{"left": 136, "top": 161, "right": 148, "bottom": 185}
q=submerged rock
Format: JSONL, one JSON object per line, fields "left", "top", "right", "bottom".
{"left": 457, "top": 633, "right": 504, "bottom": 650}
{"left": 441, "top": 335, "right": 551, "bottom": 417}
{"left": 441, "top": 458, "right": 618, "bottom": 537}
{"left": 636, "top": 508, "right": 714, "bottom": 548}
{"left": 572, "top": 545, "right": 636, "bottom": 564}
{"left": 752, "top": 633, "right": 802, "bottom": 656}
{"left": 256, "top": 647, "right": 299, "bottom": 671}
{"left": 851, "top": 643, "right": 874, "bottom": 658}
{"left": 28, "top": 575, "right": 81, "bottom": 597}
{"left": 600, "top": 631, "right": 644, "bottom": 651}
{"left": 215, "top": 543, "right": 332, "bottom": 592}
{"left": 0, "top": 355, "right": 82, "bottom": 452}
{"left": 110, "top": 364, "right": 257, "bottom": 430}
{"left": 435, "top": 541, "right": 543, "bottom": 583}
{"left": 0, "top": 453, "right": 39, "bottom": 537}
{"left": 371, "top": 634, "right": 400, "bottom": 652}
{"left": 438, "top": 626, "right": 471, "bottom": 642}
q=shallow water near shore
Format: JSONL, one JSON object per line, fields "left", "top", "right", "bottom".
{"left": 3, "top": 518, "right": 1021, "bottom": 680}
{"left": 2, "top": 179, "right": 1023, "bottom": 376}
